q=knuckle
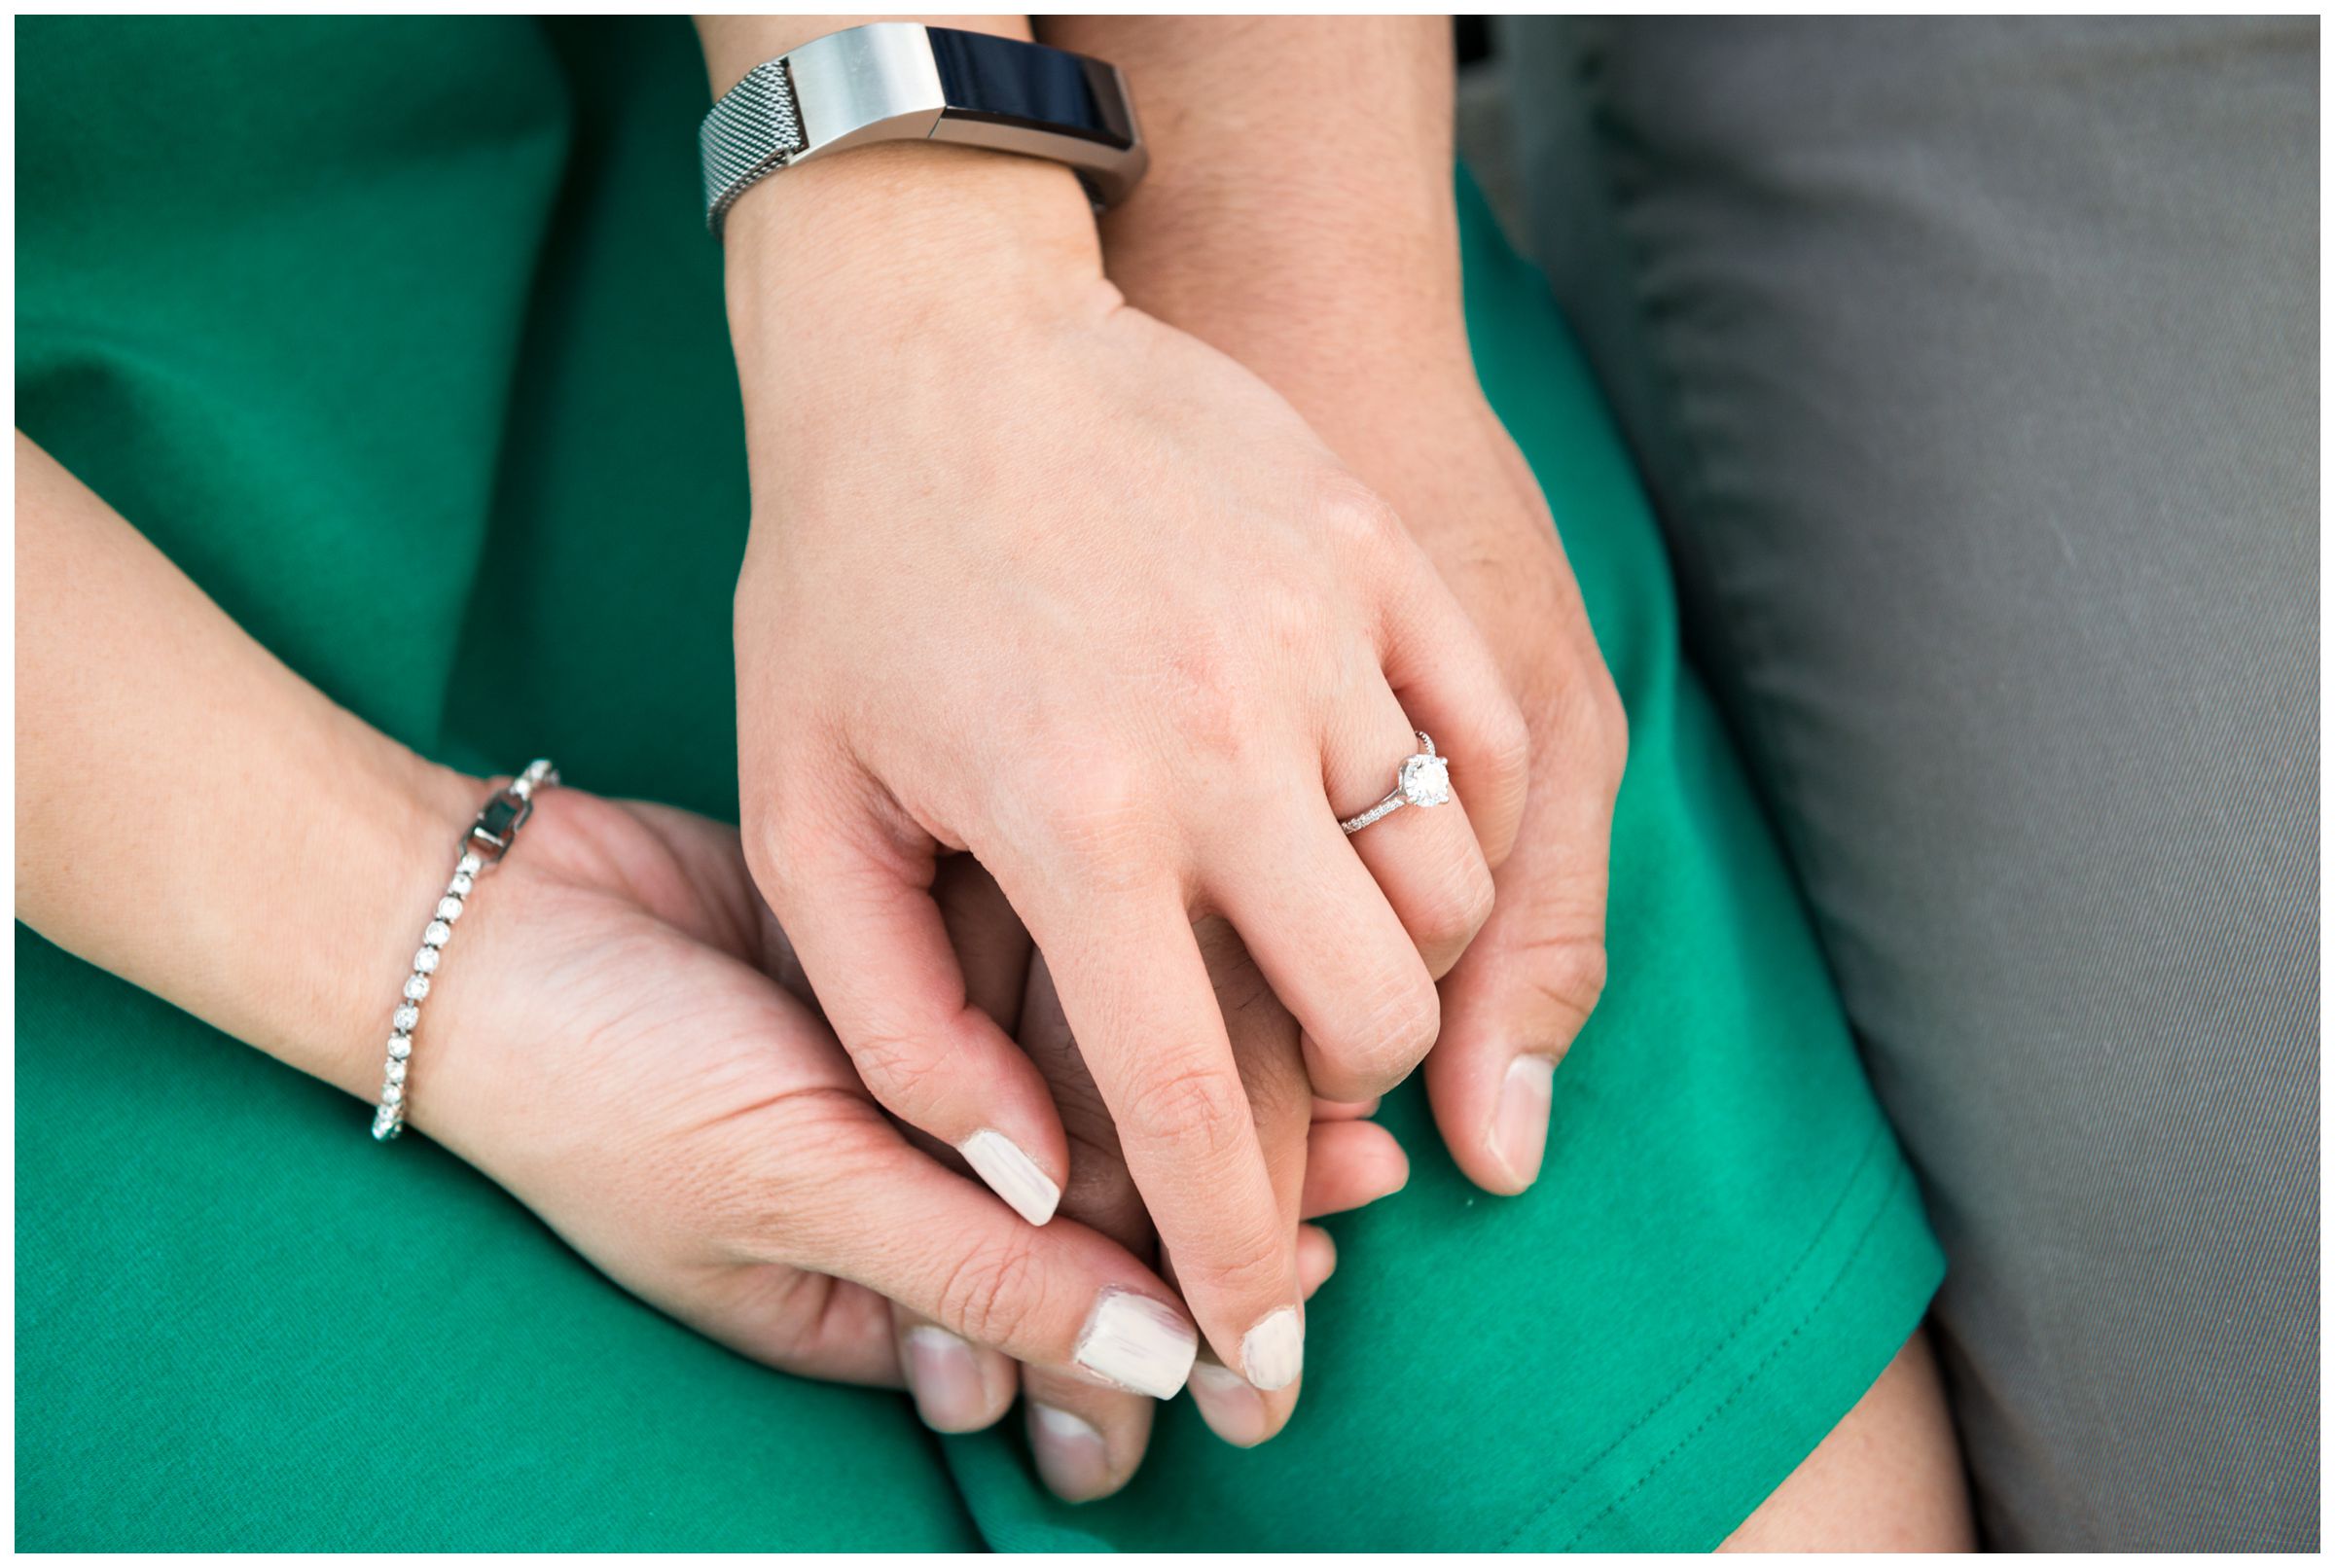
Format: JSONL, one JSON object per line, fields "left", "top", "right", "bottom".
{"left": 933, "top": 1231, "right": 1048, "bottom": 1349}
{"left": 1417, "top": 853, "right": 1497, "bottom": 958}
{"left": 1175, "top": 1212, "right": 1292, "bottom": 1301}
{"left": 709, "top": 1089, "right": 888, "bottom": 1262}
{"left": 1592, "top": 681, "right": 1630, "bottom": 786}
{"left": 1537, "top": 669, "right": 1627, "bottom": 796}
{"left": 1347, "top": 972, "right": 1442, "bottom": 1082}
{"left": 1526, "top": 933, "right": 1609, "bottom": 1032}
{"left": 844, "top": 1028, "right": 948, "bottom": 1110}
{"left": 718, "top": 1265, "right": 843, "bottom": 1373}
{"left": 740, "top": 808, "right": 801, "bottom": 902}
{"left": 1158, "top": 629, "right": 1275, "bottom": 758}
{"left": 693, "top": 1162, "right": 789, "bottom": 1264}
{"left": 1023, "top": 753, "right": 1171, "bottom": 888}
{"left": 1118, "top": 1061, "right": 1248, "bottom": 1162}
{"left": 1485, "top": 695, "right": 1536, "bottom": 791}
{"left": 1363, "top": 975, "right": 1438, "bottom": 1073}
{"left": 1308, "top": 472, "right": 1406, "bottom": 552}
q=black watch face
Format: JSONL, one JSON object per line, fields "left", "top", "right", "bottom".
{"left": 926, "top": 27, "right": 1136, "bottom": 150}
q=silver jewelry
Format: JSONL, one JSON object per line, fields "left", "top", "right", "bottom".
{"left": 372, "top": 761, "right": 558, "bottom": 1141}
{"left": 700, "top": 22, "right": 1146, "bottom": 237}
{"left": 1340, "top": 732, "right": 1453, "bottom": 837}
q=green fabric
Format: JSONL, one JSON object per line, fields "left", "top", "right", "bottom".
{"left": 16, "top": 17, "right": 1944, "bottom": 1552}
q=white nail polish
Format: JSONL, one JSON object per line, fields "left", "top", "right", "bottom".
{"left": 958, "top": 1128, "right": 1060, "bottom": 1227}
{"left": 1239, "top": 1304, "right": 1305, "bottom": 1391}
{"left": 1073, "top": 1288, "right": 1198, "bottom": 1399}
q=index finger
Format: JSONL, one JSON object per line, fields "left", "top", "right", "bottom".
{"left": 1026, "top": 886, "right": 1308, "bottom": 1393}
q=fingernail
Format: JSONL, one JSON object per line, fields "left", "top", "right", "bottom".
{"left": 958, "top": 1128, "right": 1061, "bottom": 1227}
{"left": 903, "top": 1326, "right": 989, "bottom": 1433}
{"left": 1028, "top": 1404, "right": 1113, "bottom": 1501}
{"left": 1188, "top": 1359, "right": 1273, "bottom": 1446}
{"left": 1239, "top": 1305, "right": 1304, "bottom": 1391}
{"left": 1073, "top": 1288, "right": 1197, "bottom": 1399}
{"left": 1490, "top": 1054, "right": 1557, "bottom": 1188}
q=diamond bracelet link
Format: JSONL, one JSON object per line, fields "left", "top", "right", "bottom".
{"left": 372, "top": 760, "right": 558, "bottom": 1141}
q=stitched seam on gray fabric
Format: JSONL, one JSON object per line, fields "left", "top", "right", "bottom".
{"left": 1553, "top": 1158, "right": 1914, "bottom": 1551}
{"left": 1563, "top": 24, "right": 1872, "bottom": 1012}
{"left": 1494, "top": 1121, "right": 1890, "bottom": 1550}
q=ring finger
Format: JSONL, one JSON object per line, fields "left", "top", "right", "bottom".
{"left": 1325, "top": 687, "right": 1497, "bottom": 982}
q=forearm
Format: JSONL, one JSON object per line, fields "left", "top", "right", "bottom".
{"left": 1040, "top": 18, "right": 1474, "bottom": 445}
{"left": 15, "top": 433, "right": 477, "bottom": 1098}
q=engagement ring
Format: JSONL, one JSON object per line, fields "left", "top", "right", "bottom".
{"left": 1340, "top": 731, "right": 1452, "bottom": 836}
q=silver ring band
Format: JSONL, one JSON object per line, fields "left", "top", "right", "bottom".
{"left": 1340, "top": 731, "right": 1453, "bottom": 836}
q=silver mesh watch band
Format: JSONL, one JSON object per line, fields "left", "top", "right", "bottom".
{"left": 698, "top": 23, "right": 1145, "bottom": 239}
{"left": 700, "top": 60, "right": 806, "bottom": 236}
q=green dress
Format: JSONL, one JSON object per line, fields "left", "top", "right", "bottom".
{"left": 16, "top": 17, "right": 1943, "bottom": 1551}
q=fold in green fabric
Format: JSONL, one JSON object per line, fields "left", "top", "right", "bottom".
{"left": 17, "top": 17, "right": 1941, "bottom": 1550}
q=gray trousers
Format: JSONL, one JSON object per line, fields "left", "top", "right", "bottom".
{"left": 1495, "top": 18, "right": 2317, "bottom": 1551}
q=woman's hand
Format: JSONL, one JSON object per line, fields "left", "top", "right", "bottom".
{"left": 424, "top": 795, "right": 1407, "bottom": 1492}
{"left": 413, "top": 786, "right": 1219, "bottom": 1395}
{"left": 718, "top": 140, "right": 1528, "bottom": 1394}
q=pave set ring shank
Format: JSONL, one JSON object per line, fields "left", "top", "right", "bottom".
{"left": 1340, "top": 731, "right": 1454, "bottom": 836}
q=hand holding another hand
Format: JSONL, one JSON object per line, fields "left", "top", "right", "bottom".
{"left": 414, "top": 788, "right": 1405, "bottom": 1499}
{"left": 415, "top": 788, "right": 1202, "bottom": 1400}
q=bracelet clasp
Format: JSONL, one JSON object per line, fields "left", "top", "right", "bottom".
{"left": 463, "top": 762, "right": 557, "bottom": 865}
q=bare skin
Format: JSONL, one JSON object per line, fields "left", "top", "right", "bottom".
{"left": 23, "top": 13, "right": 1978, "bottom": 1533}
{"left": 1721, "top": 1335, "right": 1976, "bottom": 1550}
{"left": 699, "top": 15, "right": 1532, "bottom": 1403}
{"left": 1044, "top": 16, "right": 1976, "bottom": 1544}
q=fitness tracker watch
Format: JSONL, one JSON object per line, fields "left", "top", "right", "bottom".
{"left": 700, "top": 23, "right": 1146, "bottom": 237}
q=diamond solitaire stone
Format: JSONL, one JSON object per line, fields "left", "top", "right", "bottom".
{"left": 1399, "top": 752, "right": 1452, "bottom": 808}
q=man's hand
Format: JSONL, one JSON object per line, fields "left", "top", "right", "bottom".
{"left": 1342, "top": 401, "right": 1627, "bottom": 1189}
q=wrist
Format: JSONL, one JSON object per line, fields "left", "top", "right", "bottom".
{"left": 1098, "top": 183, "right": 1481, "bottom": 467}
{"left": 721, "top": 144, "right": 1117, "bottom": 455}
{"left": 708, "top": 12, "right": 1121, "bottom": 409}
{"left": 291, "top": 748, "right": 485, "bottom": 1103}
{"left": 1109, "top": 185, "right": 1471, "bottom": 372}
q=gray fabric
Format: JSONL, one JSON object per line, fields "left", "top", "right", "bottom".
{"left": 1497, "top": 17, "right": 2317, "bottom": 1551}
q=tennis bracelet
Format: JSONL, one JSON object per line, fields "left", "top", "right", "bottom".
{"left": 372, "top": 760, "right": 558, "bottom": 1141}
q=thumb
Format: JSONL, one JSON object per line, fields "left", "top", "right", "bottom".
{"left": 1422, "top": 802, "right": 1611, "bottom": 1195}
